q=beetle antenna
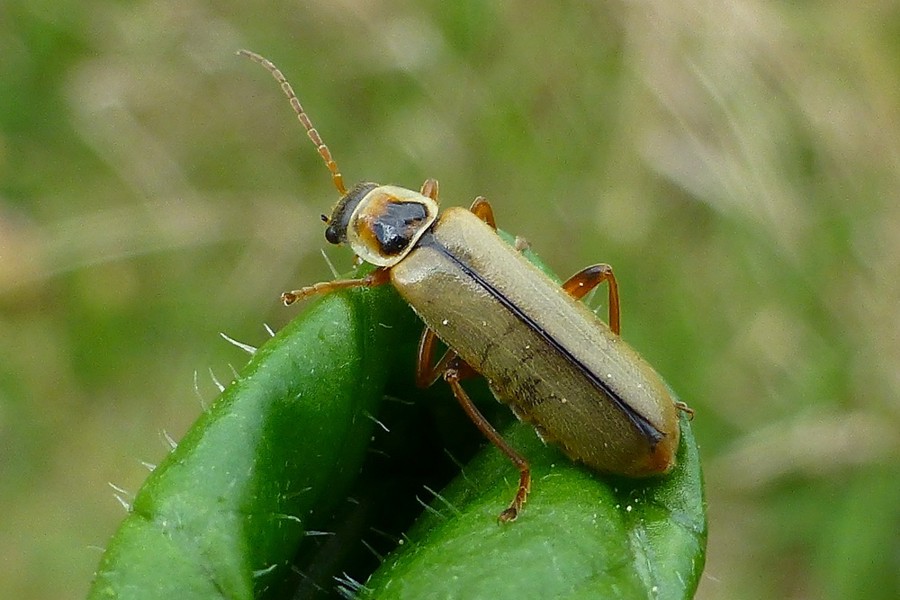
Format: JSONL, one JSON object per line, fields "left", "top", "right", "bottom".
{"left": 237, "top": 49, "right": 347, "bottom": 196}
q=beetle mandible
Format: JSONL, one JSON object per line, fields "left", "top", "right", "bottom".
{"left": 238, "top": 49, "right": 691, "bottom": 522}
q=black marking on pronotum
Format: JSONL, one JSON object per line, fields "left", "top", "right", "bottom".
{"left": 372, "top": 201, "right": 430, "bottom": 256}
{"left": 421, "top": 232, "right": 665, "bottom": 447}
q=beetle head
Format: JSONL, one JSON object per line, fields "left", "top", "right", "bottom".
{"left": 324, "top": 182, "right": 378, "bottom": 245}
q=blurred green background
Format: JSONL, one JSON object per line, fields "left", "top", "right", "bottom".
{"left": 2, "top": 1, "right": 898, "bottom": 598}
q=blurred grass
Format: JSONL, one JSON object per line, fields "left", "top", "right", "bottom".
{"left": 1, "top": 1, "right": 898, "bottom": 599}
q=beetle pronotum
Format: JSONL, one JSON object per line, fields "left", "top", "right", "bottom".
{"left": 238, "top": 49, "right": 691, "bottom": 522}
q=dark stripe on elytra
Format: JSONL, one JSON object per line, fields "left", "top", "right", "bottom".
{"left": 419, "top": 231, "right": 664, "bottom": 447}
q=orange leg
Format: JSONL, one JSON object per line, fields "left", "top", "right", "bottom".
{"left": 415, "top": 327, "right": 530, "bottom": 522}
{"left": 420, "top": 178, "right": 439, "bottom": 201}
{"left": 470, "top": 197, "right": 536, "bottom": 255}
{"left": 415, "top": 327, "right": 477, "bottom": 388}
{"left": 469, "top": 196, "right": 496, "bottom": 229}
{"left": 675, "top": 400, "right": 695, "bottom": 419}
{"left": 445, "top": 361, "right": 531, "bottom": 523}
{"left": 281, "top": 267, "right": 390, "bottom": 305}
{"left": 561, "top": 264, "right": 621, "bottom": 335}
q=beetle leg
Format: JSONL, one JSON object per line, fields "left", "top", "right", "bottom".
{"left": 675, "top": 400, "right": 695, "bottom": 420}
{"left": 469, "top": 198, "right": 530, "bottom": 254}
{"left": 561, "top": 264, "right": 621, "bottom": 335}
{"left": 416, "top": 327, "right": 477, "bottom": 388}
{"left": 420, "top": 178, "right": 440, "bottom": 201}
{"left": 469, "top": 197, "right": 532, "bottom": 254}
{"left": 419, "top": 331, "right": 529, "bottom": 521}
{"left": 416, "top": 327, "right": 454, "bottom": 388}
{"left": 445, "top": 360, "right": 531, "bottom": 523}
{"left": 281, "top": 267, "right": 391, "bottom": 305}
{"left": 469, "top": 196, "right": 497, "bottom": 230}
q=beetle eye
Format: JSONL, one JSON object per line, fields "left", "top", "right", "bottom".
{"left": 325, "top": 223, "right": 341, "bottom": 244}
{"left": 322, "top": 182, "right": 379, "bottom": 246}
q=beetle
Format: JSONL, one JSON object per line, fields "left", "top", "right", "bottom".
{"left": 238, "top": 49, "right": 691, "bottom": 522}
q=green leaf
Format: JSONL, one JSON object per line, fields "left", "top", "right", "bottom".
{"left": 363, "top": 413, "right": 705, "bottom": 600}
{"left": 88, "top": 283, "right": 418, "bottom": 599}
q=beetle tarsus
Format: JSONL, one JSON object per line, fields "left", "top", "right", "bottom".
{"left": 498, "top": 468, "right": 531, "bottom": 523}
{"left": 499, "top": 507, "right": 518, "bottom": 523}
{"left": 281, "top": 291, "right": 301, "bottom": 305}
{"left": 675, "top": 401, "right": 695, "bottom": 420}
{"left": 281, "top": 285, "right": 321, "bottom": 305}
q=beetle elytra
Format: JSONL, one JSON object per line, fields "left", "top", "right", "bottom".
{"left": 238, "top": 49, "right": 691, "bottom": 522}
